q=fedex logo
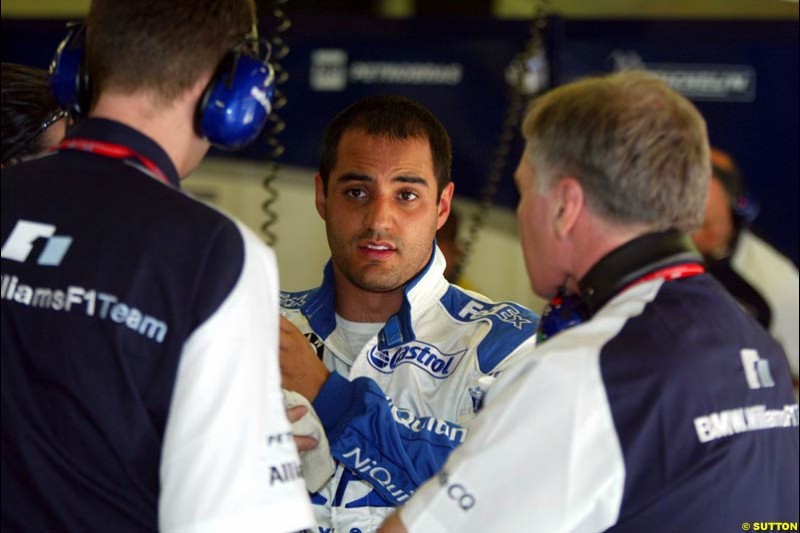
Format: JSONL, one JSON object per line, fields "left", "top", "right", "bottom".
{"left": 458, "top": 300, "right": 532, "bottom": 330}
{"left": 1, "top": 220, "right": 73, "bottom": 266}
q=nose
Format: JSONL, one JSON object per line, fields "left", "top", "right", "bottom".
{"left": 363, "top": 193, "right": 394, "bottom": 232}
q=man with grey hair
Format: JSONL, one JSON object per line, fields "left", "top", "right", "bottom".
{"left": 380, "top": 71, "right": 798, "bottom": 532}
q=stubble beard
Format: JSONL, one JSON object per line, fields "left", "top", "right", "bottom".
{"left": 336, "top": 247, "right": 409, "bottom": 293}
{"left": 326, "top": 229, "right": 407, "bottom": 293}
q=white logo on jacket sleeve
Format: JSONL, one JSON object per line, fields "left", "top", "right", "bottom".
{"left": 341, "top": 447, "right": 413, "bottom": 502}
{"left": 458, "top": 300, "right": 532, "bottom": 330}
{"left": 740, "top": 349, "right": 775, "bottom": 389}
{"left": 693, "top": 404, "right": 798, "bottom": 443}
{"left": 367, "top": 341, "right": 466, "bottom": 378}
{"left": 1, "top": 220, "right": 73, "bottom": 266}
{"left": 279, "top": 292, "right": 309, "bottom": 309}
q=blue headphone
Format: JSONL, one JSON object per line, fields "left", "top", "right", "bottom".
{"left": 536, "top": 231, "right": 705, "bottom": 344}
{"left": 50, "top": 23, "right": 89, "bottom": 117}
{"left": 536, "top": 291, "right": 587, "bottom": 344}
{"left": 49, "top": 23, "right": 276, "bottom": 150}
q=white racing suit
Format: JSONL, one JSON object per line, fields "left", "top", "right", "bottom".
{"left": 280, "top": 247, "right": 539, "bottom": 533}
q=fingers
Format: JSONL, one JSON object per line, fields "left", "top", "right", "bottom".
{"left": 286, "top": 404, "right": 308, "bottom": 423}
{"left": 279, "top": 315, "right": 301, "bottom": 334}
{"left": 279, "top": 315, "right": 305, "bottom": 352}
{"left": 293, "top": 435, "right": 319, "bottom": 453}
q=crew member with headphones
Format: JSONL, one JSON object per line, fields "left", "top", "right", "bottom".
{"left": 381, "top": 71, "right": 798, "bottom": 533}
{"left": 1, "top": 1, "right": 313, "bottom": 531}
{"left": 692, "top": 148, "right": 799, "bottom": 392}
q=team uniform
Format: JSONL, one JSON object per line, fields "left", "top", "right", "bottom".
{"left": 401, "top": 232, "right": 799, "bottom": 532}
{"left": 708, "top": 229, "right": 799, "bottom": 385}
{"left": 280, "top": 248, "right": 539, "bottom": 533}
{"left": 1, "top": 118, "right": 314, "bottom": 532}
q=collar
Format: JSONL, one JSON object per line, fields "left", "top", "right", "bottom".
{"left": 301, "top": 243, "right": 449, "bottom": 349}
{"left": 64, "top": 118, "right": 181, "bottom": 188}
{"left": 578, "top": 230, "right": 703, "bottom": 315}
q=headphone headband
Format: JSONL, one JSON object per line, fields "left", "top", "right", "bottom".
{"left": 49, "top": 23, "right": 89, "bottom": 116}
{"left": 49, "top": 23, "right": 276, "bottom": 150}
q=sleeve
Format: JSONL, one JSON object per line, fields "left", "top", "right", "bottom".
{"left": 158, "top": 222, "right": 314, "bottom": 533}
{"left": 399, "top": 346, "right": 626, "bottom": 533}
{"left": 312, "top": 372, "right": 468, "bottom": 505}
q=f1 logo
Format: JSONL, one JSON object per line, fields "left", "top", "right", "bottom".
{"left": 1, "top": 219, "right": 73, "bottom": 266}
{"left": 740, "top": 348, "right": 775, "bottom": 389}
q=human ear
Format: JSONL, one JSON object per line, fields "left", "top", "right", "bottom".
{"left": 436, "top": 182, "right": 454, "bottom": 231}
{"left": 553, "top": 177, "right": 584, "bottom": 240}
{"left": 314, "top": 173, "right": 327, "bottom": 219}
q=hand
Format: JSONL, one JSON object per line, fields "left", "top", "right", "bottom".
{"left": 286, "top": 404, "right": 319, "bottom": 452}
{"left": 378, "top": 512, "right": 408, "bottom": 533}
{"left": 279, "top": 315, "right": 331, "bottom": 402}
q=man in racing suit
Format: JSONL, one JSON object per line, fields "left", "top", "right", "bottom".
{"left": 279, "top": 95, "right": 539, "bottom": 533}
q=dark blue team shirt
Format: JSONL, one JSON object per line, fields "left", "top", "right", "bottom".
{"left": 1, "top": 119, "right": 244, "bottom": 532}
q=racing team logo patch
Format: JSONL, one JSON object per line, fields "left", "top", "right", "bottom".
{"left": 367, "top": 341, "right": 466, "bottom": 379}
{"left": 1, "top": 219, "right": 73, "bottom": 266}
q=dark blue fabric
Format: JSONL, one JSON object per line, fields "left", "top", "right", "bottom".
{"left": 1, "top": 119, "right": 244, "bottom": 532}
{"left": 601, "top": 275, "right": 799, "bottom": 532}
{"left": 313, "top": 373, "right": 465, "bottom": 506}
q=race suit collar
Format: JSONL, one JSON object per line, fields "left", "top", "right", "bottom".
{"left": 301, "top": 242, "right": 449, "bottom": 349}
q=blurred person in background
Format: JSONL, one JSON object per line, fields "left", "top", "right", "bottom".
{"left": 1, "top": 62, "right": 68, "bottom": 166}
{"left": 692, "top": 148, "right": 799, "bottom": 392}
{"left": 279, "top": 94, "right": 539, "bottom": 533}
{"left": 435, "top": 208, "right": 478, "bottom": 291}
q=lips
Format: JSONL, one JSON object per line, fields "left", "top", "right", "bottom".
{"left": 358, "top": 240, "right": 397, "bottom": 260}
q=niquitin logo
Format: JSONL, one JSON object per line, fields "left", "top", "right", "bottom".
{"left": 367, "top": 341, "right": 465, "bottom": 379}
{"left": 1, "top": 220, "right": 72, "bottom": 266}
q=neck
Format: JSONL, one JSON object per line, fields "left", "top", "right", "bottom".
{"left": 89, "top": 89, "right": 207, "bottom": 178}
{"left": 332, "top": 269, "right": 405, "bottom": 323}
{"left": 566, "top": 212, "right": 653, "bottom": 294}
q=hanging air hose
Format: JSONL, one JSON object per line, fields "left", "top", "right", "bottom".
{"left": 454, "top": 2, "right": 551, "bottom": 281}
{"left": 261, "top": 0, "right": 291, "bottom": 246}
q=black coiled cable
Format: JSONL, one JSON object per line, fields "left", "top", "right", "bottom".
{"left": 454, "top": 2, "right": 551, "bottom": 281}
{"left": 261, "top": 0, "right": 291, "bottom": 246}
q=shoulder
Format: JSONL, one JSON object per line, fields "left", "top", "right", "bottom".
{"left": 280, "top": 288, "right": 318, "bottom": 312}
{"left": 438, "top": 284, "right": 539, "bottom": 373}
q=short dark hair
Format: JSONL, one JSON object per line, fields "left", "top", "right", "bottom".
{"left": 318, "top": 95, "right": 452, "bottom": 197}
{"left": 1, "top": 62, "right": 63, "bottom": 164}
{"left": 86, "top": 0, "right": 255, "bottom": 106}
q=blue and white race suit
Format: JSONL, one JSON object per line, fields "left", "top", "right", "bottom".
{"left": 280, "top": 247, "right": 539, "bottom": 533}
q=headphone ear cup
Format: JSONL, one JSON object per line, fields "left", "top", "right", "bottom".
{"left": 731, "top": 193, "right": 760, "bottom": 226}
{"left": 536, "top": 294, "right": 588, "bottom": 343}
{"left": 50, "top": 25, "right": 89, "bottom": 117}
{"left": 196, "top": 50, "right": 275, "bottom": 150}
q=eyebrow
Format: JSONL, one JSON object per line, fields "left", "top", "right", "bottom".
{"left": 335, "top": 173, "right": 430, "bottom": 188}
